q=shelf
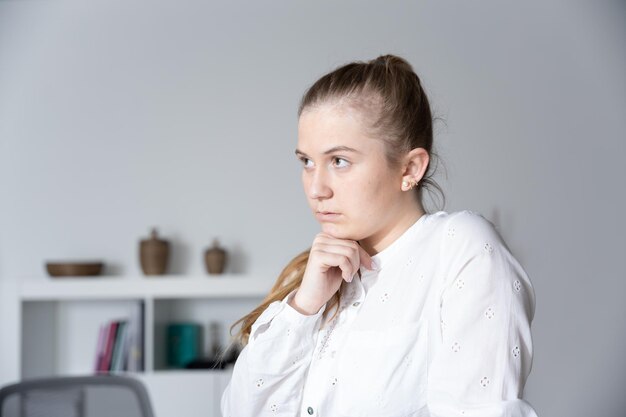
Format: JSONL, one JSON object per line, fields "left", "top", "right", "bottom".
{"left": 83, "top": 368, "right": 234, "bottom": 377}
{"left": 19, "top": 274, "right": 275, "bottom": 300}
{"left": 140, "top": 367, "right": 233, "bottom": 376}
{"left": 134, "top": 368, "right": 232, "bottom": 417}
{"left": 17, "top": 274, "right": 258, "bottom": 417}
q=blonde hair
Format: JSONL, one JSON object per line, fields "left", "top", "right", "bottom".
{"left": 228, "top": 54, "right": 444, "bottom": 349}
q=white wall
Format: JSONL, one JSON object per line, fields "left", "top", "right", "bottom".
{"left": 1, "top": 1, "right": 625, "bottom": 416}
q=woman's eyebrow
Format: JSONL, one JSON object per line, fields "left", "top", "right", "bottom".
{"left": 295, "top": 146, "right": 362, "bottom": 157}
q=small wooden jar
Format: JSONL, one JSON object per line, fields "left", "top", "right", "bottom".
{"left": 204, "top": 238, "right": 227, "bottom": 275}
{"left": 140, "top": 228, "right": 169, "bottom": 275}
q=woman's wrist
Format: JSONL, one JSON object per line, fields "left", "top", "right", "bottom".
{"left": 289, "top": 291, "right": 322, "bottom": 315}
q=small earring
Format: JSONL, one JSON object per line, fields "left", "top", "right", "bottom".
{"left": 402, "top": 180, "right": 409, "bottom": 189}
{"left": 406, "top": 180, "right": 419, "bottom": 190}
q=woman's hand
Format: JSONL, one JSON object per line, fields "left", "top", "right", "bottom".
{"left": 289, "top": 232, "right": 375, "bottom": 315}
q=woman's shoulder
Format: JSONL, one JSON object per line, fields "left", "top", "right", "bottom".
{"left": 432, "top": 209, "right": 505, "bottom": 255}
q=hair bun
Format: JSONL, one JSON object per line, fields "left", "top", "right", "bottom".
{"left": 371, "top": 54, "right": 414, "bottom": 73}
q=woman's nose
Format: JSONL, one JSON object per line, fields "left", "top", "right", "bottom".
{"left": 308, "top": 168, "right": 332, "bottom": 200}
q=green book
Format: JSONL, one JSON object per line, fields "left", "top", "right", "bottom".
{"left": 110, "top": 320, "right": 127, "bottom": 372}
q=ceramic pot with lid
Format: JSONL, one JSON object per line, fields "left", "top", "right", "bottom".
{"left": 204, "top": 238, "right": 227, "bottom": 275}
{"left": 140, "top": 227, "right": 170, "bottom": 275}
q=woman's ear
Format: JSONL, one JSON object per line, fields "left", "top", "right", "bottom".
{"left": 401, "top": 148, "right": 429, "bottom": 183}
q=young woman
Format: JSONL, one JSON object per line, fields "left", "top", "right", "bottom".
{"left": 220, "top": 54, "right": 538, "bottom": 417}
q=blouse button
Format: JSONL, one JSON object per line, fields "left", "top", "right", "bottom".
{"left": 513, "top": 280, "right": 522, "bottom": 292}
{"left": 352, "top": 301, "right": 361, "bottom": 307}
{"left": 307, "top": 406, "right": 314, "bottom": 415}
{"left": 480, "top": 376, "right": 490, "bottom": 387}
{"left": 485, "top": 307, "right": 495, "bottom": 319}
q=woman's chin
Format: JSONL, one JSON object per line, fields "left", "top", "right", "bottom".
{"left": 320, "top": 223, "right": 341, "bottom": 237}
{"left": 320, "top": 223, "right": 355, "bottom": 240}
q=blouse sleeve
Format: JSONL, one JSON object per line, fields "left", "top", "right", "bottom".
{"left": 220, "top": 289, "right": 326, "bottom": 417}
{"left": 427, "top": 210, "right": 539, "bottom": 417}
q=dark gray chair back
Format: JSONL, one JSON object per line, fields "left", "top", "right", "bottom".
{"left": 0, "top": 375, "right": 155, "bottom": 417}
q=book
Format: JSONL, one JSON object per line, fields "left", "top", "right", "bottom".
{"left": 110, "top": 320, "right": 127, "bottom": 372}
{"left": 101, "top": 321, "right": 119, "bottom": 372}
{"left": 127, "top": 302, "right": 144, "bottom": 372}
{"left": 93, "top": 301, "right": 145, "bottom": 373}
{"left": 94, "top": 324, "right": 107, "bottom": 372}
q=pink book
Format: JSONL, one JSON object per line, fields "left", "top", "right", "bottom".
{"left": 101, "top": 321, "right": 119, "bottom": 372}
{"left": 93, "top": 324, "right": 106, "bottom": 372}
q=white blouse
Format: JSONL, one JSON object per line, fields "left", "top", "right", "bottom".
{"left": 221, "top": 210, "right": 539, "bottom": 417}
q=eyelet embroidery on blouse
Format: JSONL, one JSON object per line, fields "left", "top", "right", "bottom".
{"left": 513, "top": 279, "right": 522, "bottom": 292}
{"left": 512, "top": 346, "right": 520, "bottom": 358}
{"left": 484, "top": 242, "right": 493, "bottom": 253}
{"left": 485, "top": 307, "right": 495, "bottom": 319}
{"left": 480, "top": 376, "right": 490, "bottom": 387}
{"left": 403, "top": 353, "right": 413, "bottom": 366}
{"left": 317, "top": 314, "right": 340, "bottom": 359}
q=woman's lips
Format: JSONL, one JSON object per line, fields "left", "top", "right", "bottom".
{"left": 316, "top": 212, "right": 342, "bottom": 222}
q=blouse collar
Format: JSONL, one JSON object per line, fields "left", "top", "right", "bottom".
{"left": 360, "top": 212, "right": 430, "bottom": 276}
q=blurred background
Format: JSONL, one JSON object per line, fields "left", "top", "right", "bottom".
{"left": 0, "top": 1, "right": 624, "bottom": 416}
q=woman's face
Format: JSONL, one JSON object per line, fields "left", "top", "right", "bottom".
{"left": 296, "top": 103, "right": 406, "bottom": 241}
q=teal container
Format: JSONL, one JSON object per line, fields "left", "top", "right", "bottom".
{"left": 166, "top": 323, "right": 202, "bottom": 368}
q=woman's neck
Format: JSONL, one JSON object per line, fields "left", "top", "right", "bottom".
{"left": 358, "top": 202, "right": 426, "bottom": 257}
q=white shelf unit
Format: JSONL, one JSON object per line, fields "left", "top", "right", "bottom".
{"left": 17, "top": 274, "right": 274, "bottom": 417}
{"left": 20, "top": 275, "right": 274, "bottom": 300}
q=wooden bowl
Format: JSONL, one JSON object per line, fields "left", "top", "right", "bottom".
{"left": 45, "top": 261, "right": 104, "bottom": 277}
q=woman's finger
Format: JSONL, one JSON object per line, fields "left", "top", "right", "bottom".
{"left": 312, "top": 242, "right": 360, "bottom": 275}
{"left": 312, "top": 250, "right": 356, "bottom": 282}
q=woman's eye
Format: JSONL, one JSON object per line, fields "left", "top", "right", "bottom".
{"left": 333, "top": 157, "right": 350, "bottom": 168}
{"left": 298, "top": 156, "right": 349, "bottom": 169}
{"left": 299, "top": 157, "right": 313, "bottom": 168}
